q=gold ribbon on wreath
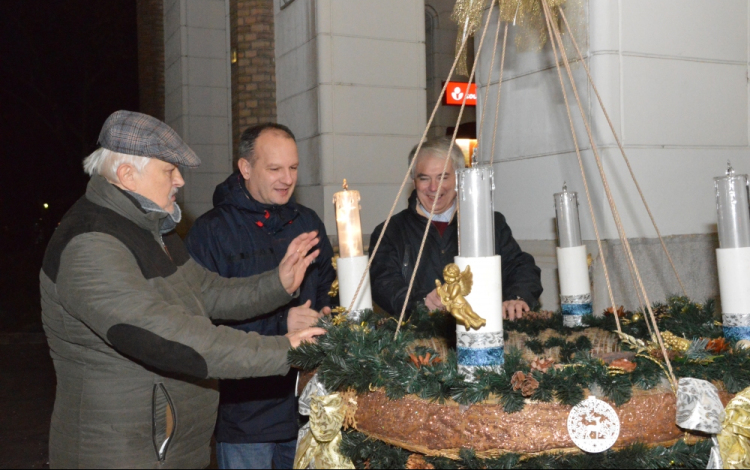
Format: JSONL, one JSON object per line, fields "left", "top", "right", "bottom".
{"left": 717, "top": 387, "right": 750, "bottom": 469}
{"left": 294, "top": 388, "right": 358, "bottom": 469}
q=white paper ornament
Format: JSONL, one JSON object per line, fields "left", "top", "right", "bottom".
{"left": 567, "top": 396, "right": 620, "bottom": 453}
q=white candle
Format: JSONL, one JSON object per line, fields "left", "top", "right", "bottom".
{"left": 715, "top": 163, "right": 750, "bottom": 249}
{"left": 715, "top": 163, "right": 750, "bottom": 345}
{"left": 457, "top": 164, "right": 495, "bottom": 258}
{"left": 554, "top": 184, "right": 582, "bottom": 248}
{"left": 333, "top": 180, "right": 364, "bottom": 258}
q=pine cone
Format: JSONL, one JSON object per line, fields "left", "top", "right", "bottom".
{"left": 521, "top": 375, "right": 539, "bottom": 397}
{"left": 405, "top": 454, "right": 435, "bottom": 469}
{"left": 510, "top": 371, "right": 526, "bottom": 391}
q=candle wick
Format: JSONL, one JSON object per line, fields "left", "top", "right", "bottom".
{"left": 727, "top": 161, "right": 735, "bottom": 177}
{"left": 343, "top": 179, "right": 348, "bottom": 191}
{"left": 563, "top": 182, "right": 568, "bottom": 192}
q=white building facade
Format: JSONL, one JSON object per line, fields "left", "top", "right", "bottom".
{"left": 164, "top": 0, "right": 750, "bottom": 312}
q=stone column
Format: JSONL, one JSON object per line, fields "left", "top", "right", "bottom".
{"left": 274, "top": 0, "right": 428, "bottom": 239}
{"left": 163, "top": 0, "right": 234, "bottom": 222}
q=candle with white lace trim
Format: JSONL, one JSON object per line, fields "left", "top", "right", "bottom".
{"left": 715, "top": 163, "right": 750, "bottom": 345}
{"left": 455, "top": 164, "right": 503, "bottom": 380}
{"left": 554, "top": 185, "right": 591, "bottom": 327}
{"left": 333, "top": 180, "right": 372, "bottom": 318}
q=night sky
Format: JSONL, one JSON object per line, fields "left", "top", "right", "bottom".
{"left": 0, "top": 1, "right": 139, "bottom": 328}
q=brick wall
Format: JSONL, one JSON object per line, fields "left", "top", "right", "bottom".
{"left": 231, "top": 0, "right": 277, "bottom": 162}
{"left": 136, "top": 0, "right": 165, "bottom": 120}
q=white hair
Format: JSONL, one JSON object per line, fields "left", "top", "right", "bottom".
{"left": 83, "top": 148, "right": 151, "bottom": 182}
{"left": 408, "top": 137, "right": 466, "bottom": 179}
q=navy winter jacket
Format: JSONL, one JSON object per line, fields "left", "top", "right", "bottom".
{"left": 185, "top": 171, "right": 335, "bottom": 444}
{"left": 369, "top": 191, "right": 542, "bottom": 316}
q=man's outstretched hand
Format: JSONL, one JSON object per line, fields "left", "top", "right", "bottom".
{"left": 279, "top": 232, "right": 320, "bottom": 294}
{"left": 286, "top": 327, "right": 327, "bottom": 348}
{"left": 503, "top": 299, "right": 529, "bottom": 321}
{"left": 288, "top": 300, "right": 327, "bottom": 333}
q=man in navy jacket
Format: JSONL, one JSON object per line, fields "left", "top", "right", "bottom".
{"left": 186, "top": 123, "right": 335, "bottom": 469}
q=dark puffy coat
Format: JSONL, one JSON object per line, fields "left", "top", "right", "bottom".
{"left": 185, "top": 172, "right": 335, "bottom": 444}
{"left": 40, "top": 176, "right": 295, "bottom": 468}
{"left": 369, "top": 191, "right": 543, "bottom": 316}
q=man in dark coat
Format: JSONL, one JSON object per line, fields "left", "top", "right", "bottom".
{"left": 186, "top": 123, "right": 335, "bottom": 469}
{"left": 369, "top": 137, "right": 543, "bottom": 320}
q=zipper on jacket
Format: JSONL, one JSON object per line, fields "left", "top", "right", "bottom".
{"left": 152, "top": 383, "right": 177, "bottom": 463}
{"left": 159, "top": 235, "right": 173, "bottom": 261}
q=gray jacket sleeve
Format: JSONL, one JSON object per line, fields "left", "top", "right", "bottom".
{"left": 56, "top": 233, "right": 292, "bottom": 380}
{"left": 181, "top": 257, "right": 296, "bottom": 322}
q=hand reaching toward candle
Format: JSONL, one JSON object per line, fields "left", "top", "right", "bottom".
{"left": 279, "top": 231, "right": 321, "bottom": 294}
{"left": 286, "top": 327, "right": 327, "bottom": 348}
{"left": 287, "top": 300, "right": 326, "bottom": 332}
{"left": 425, "top": 288, "right": 445, "bottom": 311}
{"left": 503, "top": 299, "right": 529, "bottom": 321}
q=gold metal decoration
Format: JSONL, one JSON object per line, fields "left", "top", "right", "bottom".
{"left": 717, "top": 387, "right": 750, "bottom": 469}
{"left": 495, "top": 0, "right": 586, "bottom": 53}
{"left": 661, "top": 331, "right": 691, "bottom": 353}
{"left": 435, "top": 264, "right": 486, "bottom": 330}
{"left": 293, "top": 393, "right": 356, "bottom": 469}
{"left": 451, "top": 0, "right": 489, "bottom": 76}
{"left": 328, "top": 256, "right": 340, "bottom": 298}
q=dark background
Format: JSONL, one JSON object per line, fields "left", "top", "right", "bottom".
{"left": 0, "top": 1, "right": 140, "bottom": 332}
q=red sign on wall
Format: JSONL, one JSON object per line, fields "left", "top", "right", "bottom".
{"left": 443, "top": 81, "right": 477, "bottom": 106}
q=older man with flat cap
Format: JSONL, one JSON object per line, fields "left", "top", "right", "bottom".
{"left": 40, "top": 110, "right": 326, "bottom": 469}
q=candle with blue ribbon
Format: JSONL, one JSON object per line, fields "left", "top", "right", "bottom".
{"left": 554, "top": 185, "right": 592, "bottom": 327}
{"left": 715, "top": 163, "right": 750, "bottom": 345}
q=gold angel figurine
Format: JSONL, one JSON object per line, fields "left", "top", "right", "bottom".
{"left": 435, "top": 263, "right": 486, "bottom": 330}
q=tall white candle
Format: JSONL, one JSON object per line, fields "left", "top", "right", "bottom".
{"left": 554, "top": 185, "right": 591, "bottom": 327}
{"left": 454, "top": 164, "right": 503, "bottom": 380}
{"left": 332, "top": 180, "right": 372, "bottom": 316}
{"left": 333, "top": 180, "right": 364, "bottom": 258}
{"left": 715, "top": 163, "right": 750, "bottom": 345}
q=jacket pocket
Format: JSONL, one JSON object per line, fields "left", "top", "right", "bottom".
{"left": 152, "top": 383, "right": 177, "bottom": 463}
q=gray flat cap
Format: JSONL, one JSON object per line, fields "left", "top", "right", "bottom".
{"left": 98, "top": 110, "right": 201, "bottom": 168}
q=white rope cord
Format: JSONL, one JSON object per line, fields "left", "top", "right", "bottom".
{"left": 489, "top": 24, "right": 509, "bottom": 166}
{"left": 394, "top": 0, "right": 499, "bottom": 338}
{"left": 558, "top": 7, "right": 689, "bottom": 299}
{"left": 476, "top": 7, "right": 504, "bottom": 148}
{"left": 540, "top": 2, "right": 620, "bottom": 332}
{"left": 542, "top": 0, "right": 676, "bottom": 387}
